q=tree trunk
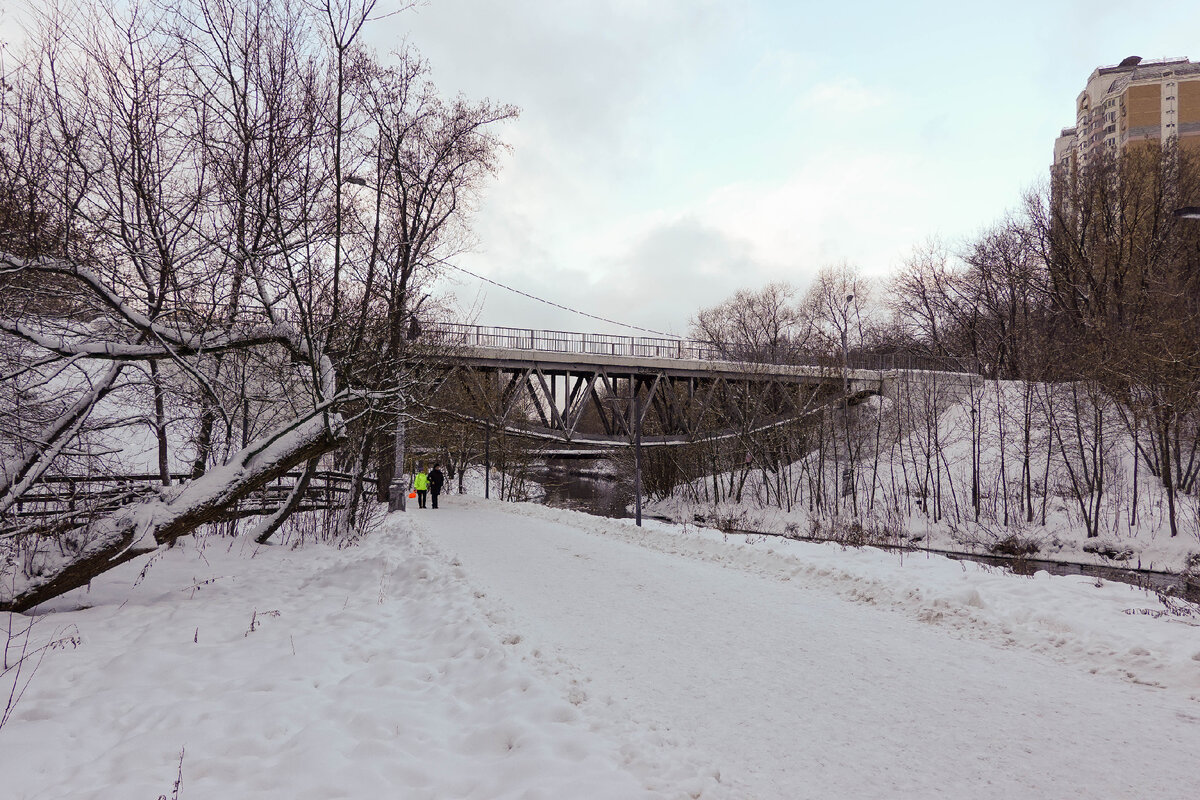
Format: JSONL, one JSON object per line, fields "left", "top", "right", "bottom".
{"left": 149, "top": 359, "right": 171, "bottom": 486}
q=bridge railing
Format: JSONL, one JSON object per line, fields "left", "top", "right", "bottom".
{"left": 422, "top": 322, "right": 968, "bottom": 373}
{"left": 424, "top": 322, "right": 721, "bottom": 360}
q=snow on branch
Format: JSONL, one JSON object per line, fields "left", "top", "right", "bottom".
{"left": 0, "top": 317, "right": 294, "bottom": 361}
{"left": 0, "top": 411, "right": 346, "bottom": 613}
{"left": 0, "top": 362, "right": 126, "bottom": 516}
{"left": 1, "top": 250, "right": 338, "bottom": 399}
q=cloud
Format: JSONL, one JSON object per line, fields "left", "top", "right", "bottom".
{"left": 676, "top": 149, "right": 936, "bottom": 284}
{"left": 445, "top": 139, "right": 947, "bottom": 337}
{"left": 805, "top": 78, "right": 888, "bottom": 117}
{"left": 440, "top": 211, "right": 760, "bottom": 337}
{"left": 398, "top": 1, "right": 1014, "bottom": 338}
{"left": 392, "top": 0, "right": 733, "bottom": 151}
{"left": 586, "top": 216, "right": 760, "bottom": 330}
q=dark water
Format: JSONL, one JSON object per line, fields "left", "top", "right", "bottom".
{"left": 528, "top": 460, "right": 632, "bottom": 519}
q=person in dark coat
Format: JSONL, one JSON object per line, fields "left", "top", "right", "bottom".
{"left": 429, "top": 463, "right": 445, "bottom": 509}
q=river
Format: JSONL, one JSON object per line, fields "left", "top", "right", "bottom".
{"left": 528, "top": 459, "right": 632, "bottom": 519}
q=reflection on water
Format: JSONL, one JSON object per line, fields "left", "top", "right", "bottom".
{"left": 528, "top": 460, "right": 631, "bottom": 519}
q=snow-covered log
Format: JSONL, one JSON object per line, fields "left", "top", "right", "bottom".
{"left": 1, "top": 413, "right": 346, "bottom": 613}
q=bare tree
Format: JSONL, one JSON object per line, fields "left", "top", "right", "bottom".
{"left": 802, "top": 263, "right": 873, "bottom": 511}
{"left": 342, "top": 55, "right": 517, "bottom": 501}
{"left": 1033, "top": 142, "right": 1200, "bottom": 535}
{"left": 0, "top": 0, "right": 515, "bottom": 609}
{"left": 690, "top": 282, "right": 810, "bottom": 363}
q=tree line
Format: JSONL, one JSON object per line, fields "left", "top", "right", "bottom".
{"left": 663, "top": 143, "right": 1200, "bottom": 547}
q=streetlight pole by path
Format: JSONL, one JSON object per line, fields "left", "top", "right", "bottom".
{"left": 841, "top": 293, "right": 854, "bottom": 400}
{"left": 840, "top": 293, "right": 854, "bottom": 499}
{"left": 345, "top": 174, "right": 409, "bottom": 513}
{"left": 632, "top": 387, "right": 643, "bottom": 527}
{"left": 388, "top": 416, "right": 407, "bottom": 512}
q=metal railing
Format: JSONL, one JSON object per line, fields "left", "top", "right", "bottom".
{"left": 422, "top": 322, "right": 968, "bottom": 373}
{"left": 424, "top": 322, "right": 717, "bottom": 360}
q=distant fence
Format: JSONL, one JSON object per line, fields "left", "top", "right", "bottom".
{"left": 5, "top": 470, "right": 377, "bottom": 533}
{"left": 423, "top": 322, "right": 967, "bottom": 373}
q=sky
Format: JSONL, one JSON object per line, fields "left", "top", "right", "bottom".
{"left": 4, "top": 1, "right": 1200, "bottom": 336}
{"left": 385, "top": 0, "right": 1200, "bottom": 336}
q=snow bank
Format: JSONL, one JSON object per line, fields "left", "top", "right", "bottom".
{"left": 0, "top": 519, "right": 675, "bottom": 799}
{"left": 476, "top": 498, "right": 1200, "bottom": 700}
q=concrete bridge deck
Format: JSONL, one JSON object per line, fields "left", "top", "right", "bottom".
{"left": 439, "top": 344, "right": 888, "bottom": 393}
{"left": 422, "top": 322, "right": 959, "bottom": 387}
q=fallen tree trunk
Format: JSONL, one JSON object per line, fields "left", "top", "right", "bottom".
{"left": 253, "top": 456, "right": 320, "bottom": 545}
{"left": 1, "top": 413, "right": 345, "bottom": 612}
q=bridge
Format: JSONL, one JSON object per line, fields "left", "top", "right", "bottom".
{"left": 419, "top": 323, "right": 963, "bottom": 448}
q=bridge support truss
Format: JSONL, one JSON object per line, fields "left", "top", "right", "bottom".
{"left": 425, "top": 349, "right": 883, "bottom": 448}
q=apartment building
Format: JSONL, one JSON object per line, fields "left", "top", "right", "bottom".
{"left": 1053, "top": 56, "right": 1200, "bottom": 173}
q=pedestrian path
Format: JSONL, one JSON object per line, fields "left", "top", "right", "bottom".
{"left": 415, "top": 497, "right": 1200, "bottom": 799}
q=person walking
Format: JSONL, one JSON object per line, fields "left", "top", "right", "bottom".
{"left": 429, "top": 463, "right": 445, "bottom": 509}
{"left": 413, "top": 465, "right": 429, "bottom": 509}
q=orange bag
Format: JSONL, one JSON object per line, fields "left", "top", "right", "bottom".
{"left": 408, "top": 492, "right": 417, "bottom": 499}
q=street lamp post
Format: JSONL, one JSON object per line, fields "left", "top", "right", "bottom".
{"left": 1172, "top": 206, "right": 1200, "bottom": 219}
{"left": 388, "top": 416, "right": 407, "bottom": 512}
{"left": 632, "top": 387, "right": 643, "bottom": 527}
{"left": 345, "top": 175, "right": 408, "bottom": 513}
{"left": 841, "top": 293, "right": 854, "bottom": 399}
{"left": 841, "top": 293, "right": 854, "bottom": 499}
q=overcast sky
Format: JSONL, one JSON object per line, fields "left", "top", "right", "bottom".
{"left": 386, "top": 0, "right": 1200, "bottom": 336}
{"left": 5, "top": 1, "right": 1199, "bottom": 337}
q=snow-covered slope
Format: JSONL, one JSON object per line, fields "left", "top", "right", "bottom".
{"left": 650, "top": 376, "right": 1200, "bottom": 573}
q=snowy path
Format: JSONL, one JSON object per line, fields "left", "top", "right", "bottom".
{"left": 4, "top": 497, "right": 1200, "bottom": 799}
{"left": 416, "top": 497, "right": 1200, "bottom": 799}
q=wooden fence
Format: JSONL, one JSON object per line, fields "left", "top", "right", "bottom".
{"left": 3, "top": 471, "right": 377, "bottom": 535}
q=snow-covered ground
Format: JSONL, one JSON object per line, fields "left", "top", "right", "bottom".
{"left": 646, "top": 378, "right": 1200, "bottom": 575}
{"left": 4, "top": 496, "right": 1200, "bottom": 798}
